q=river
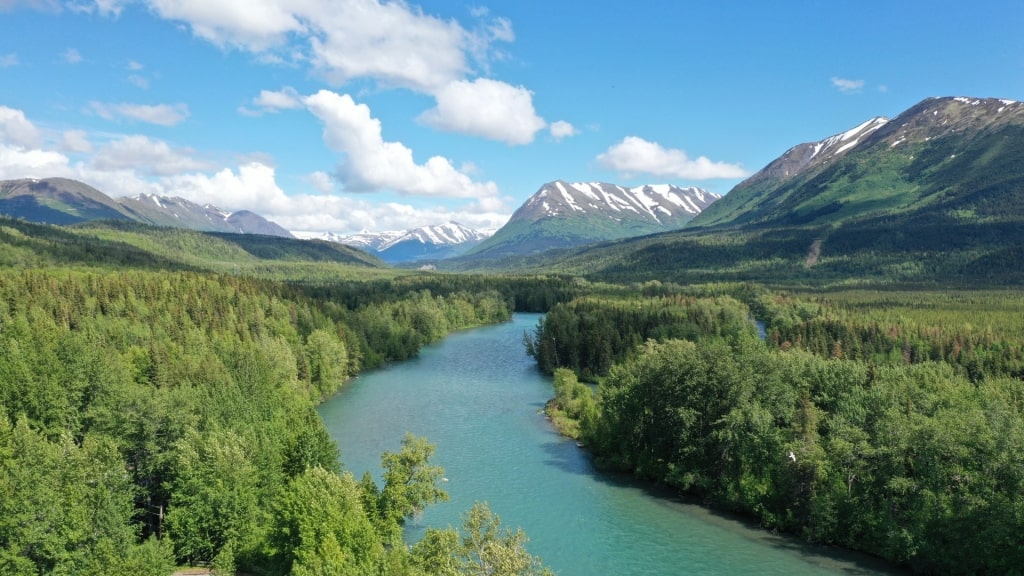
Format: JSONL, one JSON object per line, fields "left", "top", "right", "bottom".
{"left": 318, "top": 314, "right": 901, "bottom": 575}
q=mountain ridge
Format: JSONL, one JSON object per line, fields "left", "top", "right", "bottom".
{"left": 300, "top": 221, "right": 492, "bottom": 263}
{"left": 690, "top": 96, "right": 1024, "bottom": 229}
{"left": 503, "top": 95, "right": 1024, "bottom": 286}
{"left": 0, "top": 177, "right": 294, "bottom": 237}
{"left": 464, "top": 180, "right": 720, "bottom": 260}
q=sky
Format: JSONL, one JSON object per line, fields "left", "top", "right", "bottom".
{"left": 1, "top": 0, "right": 1022, "bottom": 235}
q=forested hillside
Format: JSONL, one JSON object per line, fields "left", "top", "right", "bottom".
{"left": 0, "top": 217, "right": 558, "bottom": 575}
{"left": 531, "top": 285, "right": 1024, "bottom": 574}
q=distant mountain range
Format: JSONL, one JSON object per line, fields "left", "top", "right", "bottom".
{"left": 299, "top": 222, "right": 492, "bottom": 263}
{"left": 0, "top": 177, "right": 293, "bottom": 237}
{"left": 464, "top": 181, "right": 720, "bottom": 260}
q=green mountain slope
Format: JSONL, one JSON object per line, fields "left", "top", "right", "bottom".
{"left": 502, "top": 97, "right": 1024, "bottom": 287}
{"left": 692, "top": 97, "right": 1024, "bottom": 229}
{"left": 0, "top": 217, "right": 385, "bottom": 276}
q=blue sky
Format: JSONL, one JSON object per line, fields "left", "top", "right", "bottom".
{"left": 1, "top": 0, "right": 1022, "bottom": 235}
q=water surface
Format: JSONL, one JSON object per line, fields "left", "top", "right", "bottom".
{"left": 319, "top": 314, "right": 900, "bottom": 575}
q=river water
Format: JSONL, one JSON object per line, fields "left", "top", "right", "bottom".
{"left": 319, "top": 314, "right": 900, "bottom": 575}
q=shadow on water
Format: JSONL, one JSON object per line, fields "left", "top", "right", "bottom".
{"left": 540, "top": 435, "right": 908, "bottom": 575}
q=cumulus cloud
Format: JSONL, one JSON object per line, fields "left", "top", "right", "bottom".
{"left": 418, "top": 78, "right": 546, "bottom": 145}
{"left": 307, "top": 170, "right": 335, "bottom": 193}
{"left": 89, "top": 135, "right": 215, "bottom": 175}
{"left": 0, "top": 106, "right": 43, "bottom": 148}
{"left": 549, "top": 120, "right": 578, "bottom": 141}
{"left": 597, "top": 136, "right": 750, "bottom": 180}
{"left": 112, "top": 0, "right": 510, "bottom": 93}
{"left": 60, "top": 129, "right": 92, "bottom": 153}
{"left": 0, "top": 53, "right": 17, "bottom": 67}
{"left": 831, "top": 77, "right": 865, "bottom": 93}
{"left": 144, "top": 0, "right": 304, "bottom": 51}
{"left": 0, "top": 104, "right": 511, "bottom": 234}
{"left": 304, "top": 89, "right": 499, "bottom": 198}
{"left": 162, "top": 162, "right": 294, "bottom": 214}
{"left": 89, "top": 102, "right": 190, "bottom": 126}
{"left": 241, "top": 87, "right": 304, "bottom": 115}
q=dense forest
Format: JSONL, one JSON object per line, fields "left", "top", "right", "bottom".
{"left": 0, "top": 222, "right": 558, "bottom": 576}
{"left": 532, "top": 286, "right": 1024, "bottom": 574}
{"left": 5, "top": 215, "right": 1024, "bottom": 575}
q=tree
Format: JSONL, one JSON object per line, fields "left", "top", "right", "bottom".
{"left": 269, "top": 466, "right": 384, "bottom": 576}
{"left": 378, "top": 434, "right": 450, "bottom": 543}
{"left": 412, "top": 502, "right": 553, "bottom": 576}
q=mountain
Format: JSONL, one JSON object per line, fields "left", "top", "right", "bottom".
{"left": 691, "top": 96, "right": 1024, "bottom": 229}
{"left": 490, "top": 96, "right": 1024, "bottom": 286}
{"left": 374, "top": 222, "right": 492, "bottom": 262}
{"left": 0, "top": 177, "right": 134, "bottom": 224}
{"left": 0, "top": 177, "right": 293, "bottom": 237}
{"left": 464, "top": 181, "right": 720, "bottom": 260}
{"left": 298, "top": 222, "right": 491, "bottom": 263}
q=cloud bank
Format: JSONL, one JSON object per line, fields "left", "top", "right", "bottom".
{"left": 0, "top": 103, "right": 510, "bottom": 234}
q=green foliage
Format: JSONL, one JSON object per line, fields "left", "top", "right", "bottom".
{"left": 526, "top": 293, "right": 756, "bottom": 378}
{"left": 269, "top": 467, "right": 384, "bottom": 576}
{"left": 0, "top": 260, "right": 527, "bottom": 574}
{"left": 412, "top": 502, "right": 554, "bottom": 576}
{"left": 539, "top": 288, "right": 1024, "bottom": 574}
{"left": 376, "top": 433, "right": 451, "bottom": 543}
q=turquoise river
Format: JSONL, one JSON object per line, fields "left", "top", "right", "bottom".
{"left": 319, "top": 314, "right": 903, "bottom": 575}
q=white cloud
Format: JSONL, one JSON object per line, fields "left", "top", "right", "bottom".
{"left": 304, "top": 89, "right": 499, "bottom": 198}
{"left": 67, "top": 0, "right": 122, "bottom": 15}
{"left": 245, "top": 87, "right": 304, "bottom": 114}
{"left": 831, "top": 77, "right": 864, "bottom": 93}
{"left": 62, "top": 48, "right": 83, "bottom": 63}
{"left": 75, "top": 0, "right": 514, "bottom": 95}
{"left": 307, "top": 170, "right": 335, "bottom": 193}
{"left": 0, "top": 53, "right": 18, "bottom": 67}
{"left": 0, "top": 105, "right": 43, "bottom": 148}
{"left": 89, "top": 102, "right": 190, "bottom": 126}
{"left": 418, "top": 78, "right": 546, "bottom": 145}
{"left": 145, "top": 0, "right": 304, "bottom": 51}
{"left": 162, "top": 162, "right": 294, "bottom": 214}
{"left": 0, "top": 103, "right": 512, "bottom": 236}
{"left": 0, "top": 146, "right": 71, "bottom": 179}
{"left": 597, "top": 136, "right": 750, "bottom": 180}
{"left": 89, "top": 135, "right": 215, "bottom": 176}
{"left": 284, "top": 195, "right": 511, "bottom": 236}
{"left": 127, "top": 60, "right": 144, "bottom": 70}
{"left": 549, "top": 120, "right": 578, "bottom": 141}
{"left": 303, "top": 0, "right": 470, "bottom": 92}
{"left": 60, "top": 129, "right": 92, "bottom": 153}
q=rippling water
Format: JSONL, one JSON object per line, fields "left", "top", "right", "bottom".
{"left": 318, "top": 314, "right": 901, "bottom": 575}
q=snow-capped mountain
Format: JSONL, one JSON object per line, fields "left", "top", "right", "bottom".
{"left": 515, "top": 181, "right": 719, "bottom": 223}
{"left": 0, "top": 177, "right": 293, "bottom": 237}
{"left": 118, "top": 193, "right": 294, "bottom": 237}
{"left": 465, "top": 181, "right": 720, "bottom": 259}
{"left": 299, "top": 222, "right": 492, "bottom": 263}
{"left": 738, "top": 117, "right": 890, "bottom": 188}
{"left": 692, "top": 96, "right": 1024, "bottom": 229}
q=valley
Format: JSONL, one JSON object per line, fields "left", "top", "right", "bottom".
{"left": 2, "top": 94, "right": 1024, "bottom": 575}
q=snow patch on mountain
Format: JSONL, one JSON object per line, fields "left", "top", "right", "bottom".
{"left": 525, "top": 181, "right": 720, "bottom": 224}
